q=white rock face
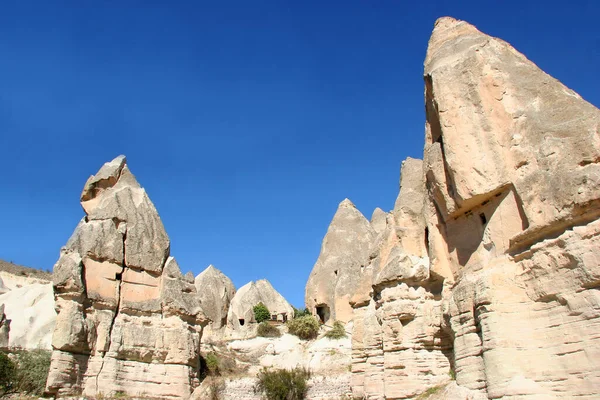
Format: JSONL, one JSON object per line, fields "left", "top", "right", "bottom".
{"left": 227, "top": 279, "right": 294, "bottom": 331}
{"left": 0, "top": 283, "right": 55, "bottom": 349}
{"left": 45, "top": 156, "right": 208, "bottom": 399}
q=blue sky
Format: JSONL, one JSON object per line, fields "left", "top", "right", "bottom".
{"left": 0, "top": 1, "right": 598, "bottom": 307}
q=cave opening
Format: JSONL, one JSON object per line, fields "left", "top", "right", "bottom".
{"left": 238, "top": 319, "right": 245, "bottom": 326}
{"left": 315, "top": 304, "right": 330, "bottom": 324}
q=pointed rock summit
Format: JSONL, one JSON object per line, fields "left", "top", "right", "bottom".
{"left": 195, "top": 265, "right": 236, "bottom": 331}
{"left": 348, "top": 17, "right": 600, "bottom": 400}
{"left": 46, "top": 156, "right": 207, "bottom": 398}
{"left": 305, "top": 198, "right": 376, "bottom": 324}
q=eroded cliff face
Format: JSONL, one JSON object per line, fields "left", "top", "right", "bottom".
{"left": 343, "top": 17, "right": 600, "bottom": 400}
{"left": 425, "top": 17, "right": 600, "bottom": 399}
{"left": 45, "top": 156, "right": 207, "bottom": 399}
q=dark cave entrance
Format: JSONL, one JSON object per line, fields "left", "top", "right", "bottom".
{"left": 315, "top": 304, "right": 330, "bottom": 324}
{"left": 238, "top": 319, "right": 245, "bottom": 326}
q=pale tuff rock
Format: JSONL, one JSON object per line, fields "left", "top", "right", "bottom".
{"left": 45, "top": 156, "right": 207, "bottom": 398}
{"left": 195, "top": 265, "right": 236, "bottom": 337}
{"left": 339, "top": 16, "right": 600, "bottom": 399}
{"left": 305, "top": 199, "right": 376, "bottom": 324}
{"left": 0, "top": 283, "right": 55, "bottom": 350}
{"left": 422, "top": 16, "right": 600, "bottom": 399}
{"left": 350, "top": 159, "right": 451, "bottom": 400}
{"left": 227, "top": 279, "right": 293, "bottom": 330}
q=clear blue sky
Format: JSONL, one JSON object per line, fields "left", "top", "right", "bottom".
{"left": 0, "top": 1, "right": 598, "bottom": 307}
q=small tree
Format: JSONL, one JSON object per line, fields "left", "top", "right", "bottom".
{"left": 292, "top": 307, "right": 311, "bottom": 319}
{"left": 253, "top": 302, "right": 271, "bottom": 323}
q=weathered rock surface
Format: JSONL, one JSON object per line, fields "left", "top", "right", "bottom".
{"left": 344, "top": 16, "right": 600, "bottom": 400}
{"left": 305, "top": 199, "right": 376, "bottom": 324}
{"left": 195, "top": 265, "right": 236, "bottom": 339}
{"left": 45, "top": 156, "right": 207, "bottom": 398}
{"left": 0, "top": 282, "right": 55, "bottom": 349}
{"left": 227, "top": 279, "right": 294, "bottom": 331}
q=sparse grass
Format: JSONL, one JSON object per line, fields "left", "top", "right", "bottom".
{"left": 415, "top": 384, "right": 444, "bottom": 399}
{"left": 254, "top": 367, "right": 310, "bottom": 400}
{"left": 257, "top": 322, "right": 282, "bottom": 338}
{"left": 449, "top": 369, "right": 455, "bottom": 380}
{"left": 324, "top": 321, "right": 347, "bottom": 339}
{"left": 287, "top": 315, "right": 319, "bottom": 340}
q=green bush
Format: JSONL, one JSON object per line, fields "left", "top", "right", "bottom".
{"left": 254, "top": 367, "right": 310, "bottom": 400}
{"left": 292, "top": 307, "right": 311, "bottom": 319}
{"left": 253, "top": 302, "right": 271, "bottom": 323}
{"left": 324, "top": 321, "right": 347, "bottom": 339}
{"left": 205, "top": 352, "right": 220, "bottom": 375}
{"left": 257, "top": 322, "right": 281, "bottom": 338}
{"left": 14, "top": 349, "right": 51, "bottom": 396}
{"left": 0, "top": 352, "right": 16, "bottom": 396}
{"left": 287, "top": 315, "right": 319, "bottom": 340}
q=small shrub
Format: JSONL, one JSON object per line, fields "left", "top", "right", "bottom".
{"left": 449, "top": 369, "right": 456, "bottom": 380}
{"left": 325, "top": 321, "right": 347, "bottom": 339}
{"left": 292, "top": 307, "right": 311, "bottom": 319}
{"left": 14, "top": 349, "right": 51, "bottom": 396}
{"left": 253, "top": 302, "right": 271, "bottom": 323}
{"left": 255, "top": 367, "right": 310, "bottom": 400}
{"left": 0, "top": 352, "right": 16, "bottom": 396}
{"left": 257, "top": 322, "right": 282, "bottom": 338}
{"left": 205, "top": 352, "right": 220, "bottom": 375}
{"left": 287, "top": 315, "right": 319, "bottom": 340}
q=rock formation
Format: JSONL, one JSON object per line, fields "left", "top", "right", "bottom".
{"left": 309, "top": 17, "right": 600, "bottom": 399}
{"left": 227, "top": 279, "right": 294, "bottom": 329}
{"left": 305, "top": 199, "right": 376, "bottom": 324}
{"left": 423, "top": 17, "right": 600, "bottom": 399}
{"left": 194, "top": 265, "right": 236, "bottom": 338}
{"left": 45, "top": 155, "right": 207, "bottom": 398}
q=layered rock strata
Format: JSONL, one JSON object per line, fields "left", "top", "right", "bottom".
{"left": 312, "top": 17, "right": 600, "bottom": 400}
{"left": 423, "top": 17, "right": 600, "bottom": 399}
{"left": 45, "top": 156, "right": 207, "bottom": 398}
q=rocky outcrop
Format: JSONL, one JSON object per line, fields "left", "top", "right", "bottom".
{"left": 227, "top": 279, "right": 294, "bottom": 330}
{"left": 45, "top": 156, "right": 207, "bottom": 398}
{"left": 344, "top": 16, "right": 600, "bottom": 400}
{"left": 305, "top": 199, "right": 376, "bottom": 324}
{"left": 350, "top": 158, "right": 452, "bottom": 399}
{"left": 423, "top": 17, "right": 600, "bottom": 399}
{"left": 195, "top": 265, "right": 236, "bottom": 339}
